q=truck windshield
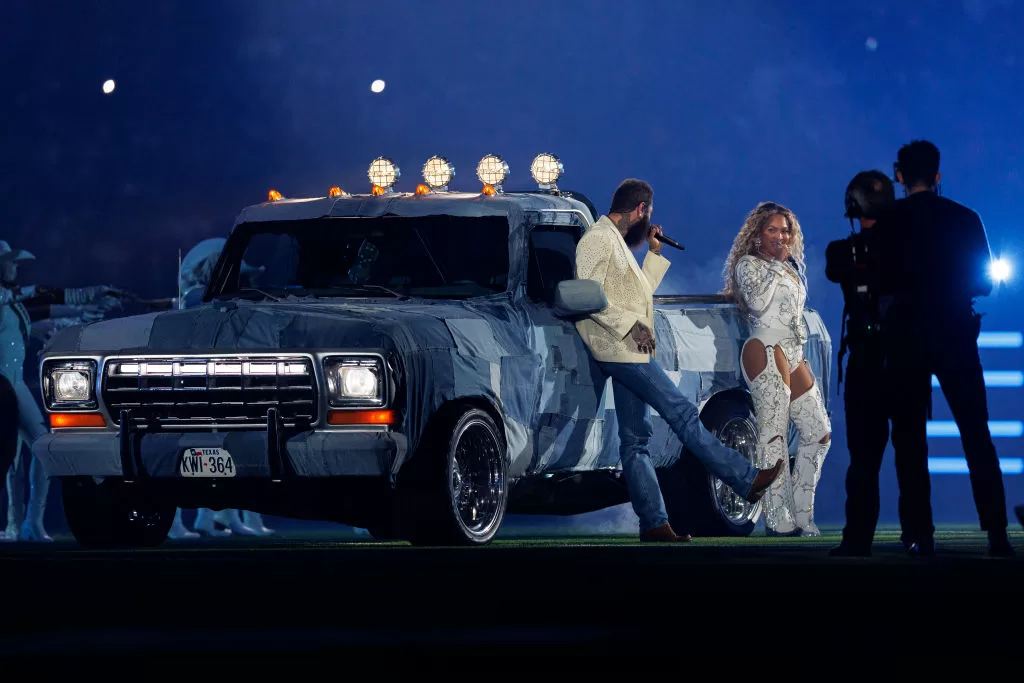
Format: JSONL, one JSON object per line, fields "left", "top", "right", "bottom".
{"left": 215, "top": 215, "right": 510, "bottom": 300}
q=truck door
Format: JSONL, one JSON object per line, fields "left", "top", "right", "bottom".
{"left": 521, "top": 225, "right": 608, "bottom": 474}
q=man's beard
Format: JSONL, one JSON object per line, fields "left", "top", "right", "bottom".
{"left": 624, "top": 213, "right": 651, "bottom": 248}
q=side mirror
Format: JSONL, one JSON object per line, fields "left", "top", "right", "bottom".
{"left": 552, "top": 279, "right": 607, "bottom": 320}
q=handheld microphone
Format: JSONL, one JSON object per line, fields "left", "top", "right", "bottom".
{"left": 658, "top": 233, "right": 686, "bottom": 251}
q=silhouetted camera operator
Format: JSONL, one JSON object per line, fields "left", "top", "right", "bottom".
{"left": 825, "top": 170, "right": 896, "bottom": 557}
{"left": 873, "top": 139, "right": 1014, "bottom": 558}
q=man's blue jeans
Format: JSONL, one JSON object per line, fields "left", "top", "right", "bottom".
{"left": 597, "top": 358, "right": 759, "bottom": 533}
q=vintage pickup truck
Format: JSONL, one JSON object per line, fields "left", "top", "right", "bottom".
{"left": 34, "top": 154, "right": 831, "bottom": 547}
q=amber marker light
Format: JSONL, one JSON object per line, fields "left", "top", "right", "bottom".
{"left": 50, "top": 413, "right": 107, "bottom": 428}
{"left": 327, "top": 410, "right": 397, "bottom": 426}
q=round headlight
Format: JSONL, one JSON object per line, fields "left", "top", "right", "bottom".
{"left": 368, "top": 157, "right": 400, "bottom": 191}
{"left": 476, "top": 154, "right": 509, "bottom": 188}
{"left": 54, "top": 370, "right": 91, "bottom": 402}
{"left": 530, "top": 153, "right": 563, "bottom": 188}
{"left": 341, "top": 366, "right": 378, "bottom": 398}
{"left": 422, "top": 156, "right": 454, "bottom": 190}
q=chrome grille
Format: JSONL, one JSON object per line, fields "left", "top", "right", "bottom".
{"left": 102, "top": 356, "right": 318, "bottom": 427}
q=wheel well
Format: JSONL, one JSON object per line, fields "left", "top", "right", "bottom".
{"left": 413, "top": 395, "right": 507, "bottom": 458}
{"left": 447, "top": 396, "right": 504, "bottom": 438}
{"left": 699, "top": 388, "right": 753, "bottom": 423}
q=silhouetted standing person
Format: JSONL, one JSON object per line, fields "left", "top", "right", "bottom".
{"left": 874, "top": 140, "right": 1014, "bottom": 557}
{"left": 826, "top": 170, "right": 897, "bottom": 557}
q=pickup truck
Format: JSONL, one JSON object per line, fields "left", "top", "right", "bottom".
{"left": 34, "top": 154, "right": 831, "bottom": 547}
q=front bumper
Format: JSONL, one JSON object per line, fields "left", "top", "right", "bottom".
{"left": 32, "top": 428, "right": 408, "bottom": 479}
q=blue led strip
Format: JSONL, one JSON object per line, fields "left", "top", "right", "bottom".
{"left": 932, "top": 371, "right": 1024, "bottom": 388}
{"left": 928, "top": 458, "right": 1024, "bottom": 475}
{"left": 926, "top": 420, "right": 1023, "bottom": 438}
{"left": 927, "top": 332, "right": 1021, "bottom": 475}
{"left": 977, "top": 331, "right": 1023, "bottom": 348}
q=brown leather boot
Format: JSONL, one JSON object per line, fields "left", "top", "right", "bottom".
{"left": 639, "top": 523, "right": 692, "bottom": 543}
{"left": 745, "top": 458, "right": 784, "bottom": 503}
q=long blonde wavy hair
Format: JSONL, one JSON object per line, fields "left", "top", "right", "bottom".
{"left": 721, "top": 201, "right": 806, "bottom": 304}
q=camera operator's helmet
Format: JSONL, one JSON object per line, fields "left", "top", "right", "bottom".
{"left": 844, "top": 170, "right": 895, "bottom": 220}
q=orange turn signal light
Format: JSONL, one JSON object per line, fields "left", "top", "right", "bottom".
{"left": 371, "top": 185, "right": 386, "bottom": 196}
{"left": 328, "top": 186, "right": 345, "bottom": 198}
{"left": 50, "top": 412, "right": 107, "bottom": 428}
{"left": 415, "top": 184, "right": 430, "bottom": 195}
{"left": 481, "top": 184, "right": 497, "bottom": 196}
{"left": 327, "top": 409, "right": 397, "bottom": 426}
{"left": 268, "top": 189, "right": 283, "bottom": 201}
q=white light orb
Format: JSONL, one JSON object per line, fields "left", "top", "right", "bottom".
{"left": 865, "top": 37, "right": 878, "bottom": 51}
{"left": 102, "top": 79, "right": 116, "bottom": 94}
{"left": 990, "top": 257, "right": 1011, "bottom": 283}
{"left": 370, "top": 79, "right": 386, "bottom": 93}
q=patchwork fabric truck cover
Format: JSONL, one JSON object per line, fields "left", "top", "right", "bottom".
{"left": 34, "top": 189, "right": 831, "bottom": 540}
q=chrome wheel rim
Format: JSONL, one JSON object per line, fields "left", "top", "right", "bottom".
{"left": 711, "top": 416, "right": 762, "bottom": 525}
{"left": 449, "top": 419, "right": 506, "bottom": 539}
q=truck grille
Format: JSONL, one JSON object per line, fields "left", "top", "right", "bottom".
{"left": 102, "top": 355, "right": 318, "bottom": 427}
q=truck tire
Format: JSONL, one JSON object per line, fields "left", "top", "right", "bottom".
{"left": 659, "top": 395, "right": 763, "bottom": 537}
{"left": 62, "top": 477, "right": 175, "bottom": 549}
{"left": 399, "top": 404, "right": 509, "bottom": 546}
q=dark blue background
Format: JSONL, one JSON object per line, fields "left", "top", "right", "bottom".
{"left": 5, "top": 0, "right": 1022, "bottom": 529}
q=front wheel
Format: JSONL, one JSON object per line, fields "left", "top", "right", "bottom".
{"left": 399, "top": 405, "right": 509, "bottom": 546}
{"left": 62, "top": 477, "right": 176, "bottom": 549}
{"left": 659, "top": 396, "right": 763, "bottom": 537}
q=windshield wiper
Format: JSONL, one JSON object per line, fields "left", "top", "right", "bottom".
{"left": 213, "top": 287, "right": 301, "bottom": 302}
{"left": 312, "top": 284, "right": 410, "bottom": 300}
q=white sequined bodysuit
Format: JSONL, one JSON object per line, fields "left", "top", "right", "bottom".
{"left": 734, "top": 254, "right": 808, "bottom": 374}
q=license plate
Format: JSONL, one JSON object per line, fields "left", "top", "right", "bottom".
{"left": 180, "top": 447, "right": 236, "bottom": 478}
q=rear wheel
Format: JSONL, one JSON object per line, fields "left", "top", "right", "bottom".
{"left": 62, "top": 477, "right": 175, "bottom": 549}
{"left": 660, "top": 396, "right": 763, "bottom": 537}
{"left": 399, "top": 405, "right": 508, "bottom": 546}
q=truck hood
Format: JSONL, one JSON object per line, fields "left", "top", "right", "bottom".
{"left": 43, "top": 298, "right": 495, "bottom": 357}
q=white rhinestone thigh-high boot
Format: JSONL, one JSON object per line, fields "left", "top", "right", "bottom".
{"left": 790, "top": 384, "right": 832, "bottom": 536}
{"left": 745, "top": 347, "right": 798, "bottom": 535}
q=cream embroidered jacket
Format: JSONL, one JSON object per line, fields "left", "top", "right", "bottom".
{"left": 574, "top": 215, "right": 671, "bottom": 363}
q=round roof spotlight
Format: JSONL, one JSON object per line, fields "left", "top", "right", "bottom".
{"left": 368, "top": 157, "right": 400, "bottom": 194}
{"left": 476, "top": 154, "right": 509, "bottom": 193}
{"left": 530, "top": 153, "right": 563, "bottom": 191}
{"left": 422, "top": 156, "right": 454, "bottom": 191}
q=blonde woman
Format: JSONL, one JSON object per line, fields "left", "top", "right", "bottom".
{"left": 722, "top": 202, "right": 831, "bottom": 536}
